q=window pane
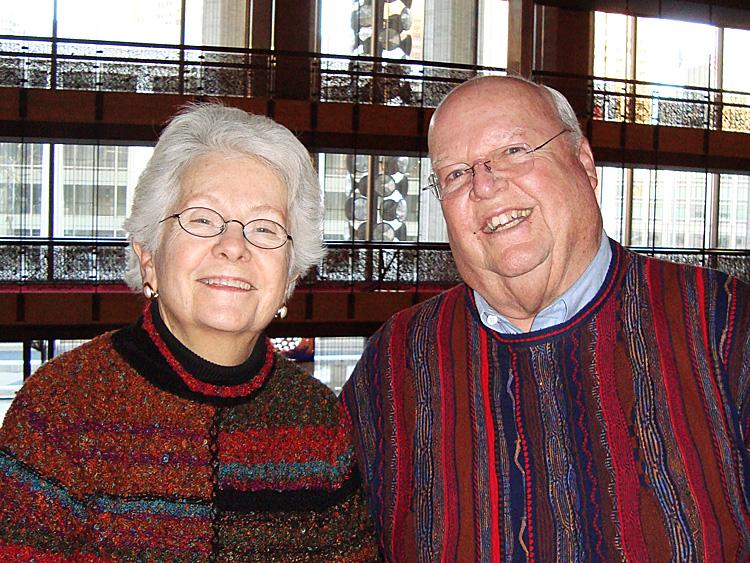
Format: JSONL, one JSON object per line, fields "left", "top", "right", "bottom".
{"left": 184, "top": 0, "right": 248, "bottom": 47}
{"left": 0, "top": 0, "right": 54, "bottom": 35}
{"left": 631, "top": 168, "right": 710, "bottom": 248}
{"left": 597, "top": 166, "right": 626, "bottom": 243}
{"left": 0, "top": 143, "right": 47, "bottom": 237}
{"left": 477, "top": 0, "right": 508, "bottom": 68}
{"left": 319, "top": 153, "right": 422, "bottom": 242}
{"left": 57, "top": 0, "right": 182, "bottom": 43}
{"left": 0, "top": 343, "right": 42, "bottom": 424}
{"left": 313, "top": 337, "right": 365, "bottom": 395}
{"left": 718, "top": 174, "right": 750, "bottom": 249}
{"left": 721, "top": 28, "right": 750, "bottom": 133}
{"left": 634, "top": 17, "right": 717, "bottom": 128}
{"left": 594, "top": 12, "right": 632, "bottom": 80}
{"left": 57, "top": 145, "right": 143, "bottom": 238}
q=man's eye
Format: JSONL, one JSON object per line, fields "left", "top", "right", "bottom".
{"left": 445, "top": 168, "right": 466, "bottom": 183}
{"left": 502, "top": 145, "right": 528, "bottom": 157}
{"left": 191, "top": 217, "right": 213, "bottom": 225}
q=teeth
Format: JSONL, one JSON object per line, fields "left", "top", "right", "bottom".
{"left": 201, "top": 278, "right": 253, "bottom": 290}
{"left": 483, "top": 208, "right": 531, "bottom": 233}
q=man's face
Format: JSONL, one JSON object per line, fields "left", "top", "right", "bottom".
{"left": 428, "top": 79, "right": 602, "bottom": 308}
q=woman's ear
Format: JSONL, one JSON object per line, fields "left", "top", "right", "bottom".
{"left": 133, "top": 243, "right": 158, "bottom": 291}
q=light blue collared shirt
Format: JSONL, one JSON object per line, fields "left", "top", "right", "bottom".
{"left": 475, "top": 232, "right": 612, "bottom": 334}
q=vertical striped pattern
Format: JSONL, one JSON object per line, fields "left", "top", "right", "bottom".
{"left": 342, "top": 241, "right": 750, "bottom": 562}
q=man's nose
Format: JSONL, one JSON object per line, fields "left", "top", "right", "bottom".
{"left": 470, "top": 161, "right": 506, "bottom": 198}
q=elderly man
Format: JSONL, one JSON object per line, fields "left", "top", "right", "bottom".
{"left": 342, "top": 75, "right": 750, "bottom": 561}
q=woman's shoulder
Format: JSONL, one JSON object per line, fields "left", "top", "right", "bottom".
{"left": 262, "top": 352, "right": 342, "bottom": 425}
{"left": 20, "top": 332, "right": 120, "bottom": 393}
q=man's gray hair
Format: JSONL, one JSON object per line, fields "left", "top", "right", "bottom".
{"left": 540, "top": 83, "right": 584, "bottom": 147}
{"left": 123, "top": 103, "right": 324, "bottom": 299}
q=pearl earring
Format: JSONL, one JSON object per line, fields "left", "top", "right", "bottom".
{"left": 143, "top": 282, "right": 159, "bottom": 300}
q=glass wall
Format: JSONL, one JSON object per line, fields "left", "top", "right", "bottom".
{"left": 593, "top": 13, "right": 750, "bottom": 131}
{"left": 597, "top": 165, "right": 749, "bottom": 250}
{"left": 0, "top": 144, "right": 46, "bottom": 237}
{"left": 0, "top": 0, "right": 54, "bottom": 35}
{"left": 0, "top": 142, "right": 150, "bottom": 241}
{"left": 319, "top": 152, "right": 447, "bottom": 242}
{"left": 318, "top": 0, "right": 508, "bottom": 106}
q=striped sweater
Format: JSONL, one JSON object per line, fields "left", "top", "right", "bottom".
{"left": 342, "top": 241, "right": 750, "bottom": 562}
{"left": 0, "top": 304, "right": 377, "bottom": 561}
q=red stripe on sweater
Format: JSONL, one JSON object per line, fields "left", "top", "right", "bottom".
{"left": 595, "top": 296, "right": 650, "bottom": 561}
{"left": 648, "top": 260, "right": 723, "bottom": 561}
{"left": 220, "top": 424, "right": 349, "bottom": 464}
{"left": 693, "top": 270, "right": 749, "bottom": 557}
{"left": 722, "top": 277, "right": 737, "bottom": 366}
{"left": 390, "top": 307, "right": 415, "bottom": 560}
{"left": 439, "top": 289, "right": 459, "bottom": 562}
{"left": 480, "top": 329, "right": 502, "bottom": 562}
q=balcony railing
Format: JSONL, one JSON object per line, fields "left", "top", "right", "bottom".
{"left": 0, "top": 239, "right": 748, "bottom": 288}
{"left": 0, "top": 34, "right": 502, "bottom": 107}
{"left": 3, "top": 35, "right": 750, "bottom": 132}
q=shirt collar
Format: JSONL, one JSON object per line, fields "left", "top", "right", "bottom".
{"left": 475, "top": 232, "right": 612, "bottom": 334}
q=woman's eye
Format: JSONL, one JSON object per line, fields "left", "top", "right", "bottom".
{"left": 252, "top": 223, "right": 279, "bottom": 235}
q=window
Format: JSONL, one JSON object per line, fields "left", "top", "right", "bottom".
{"left": 319, "top": 1, "right": 508, "bottom": 106}
{"left": 0, "top": 0, "right": 54, "bottom": 35}
{"left": 718, "top": 174, "right": 750, "bottom": 248}
{"left": 312, "top": 337, "right": 366, "bottom": 395}
{"left": 599, "top": 165, "right": 747, "bottom": 251}
{"left": 592, "top": 13, "right": 750, "bottom": 131}
{"left": 57, "top": 0, "right": 182, "bottom": 44}
{"left": 319, "top": 152, "right": 440, "bottom": 242}
{"left": 0, "top": 143, "right": 47, "bottom": 237}
{"left": 55, "top": 144, "right": 149, "bottom": 239}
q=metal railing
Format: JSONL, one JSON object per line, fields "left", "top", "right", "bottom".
{"left": 2, "top": 35, "right": 750, "bottom": 132}
{"left": 0, "top": 239, "right": 748, "bottom": 288}
{"left": 0, "top": 34, "right": 503, "bottom": 107}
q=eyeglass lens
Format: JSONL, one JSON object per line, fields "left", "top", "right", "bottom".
{"left": 175, "top": 207, "right": 290, "bottom": 249}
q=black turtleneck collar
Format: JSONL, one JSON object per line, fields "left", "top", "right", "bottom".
{"left": 111, "top": 300, "right": 275, "bottom": 405}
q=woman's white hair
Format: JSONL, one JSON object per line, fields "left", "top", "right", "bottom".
{"left": 123, "top": 103, "right": 324, "bottom": 299}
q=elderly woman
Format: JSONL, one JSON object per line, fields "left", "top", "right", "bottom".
{"left": 0, "top": 104, "right": 377, "bottom": 561}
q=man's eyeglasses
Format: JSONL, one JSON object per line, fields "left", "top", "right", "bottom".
{"left": 424, "top": 129, "right": 572, "bottom": 201}
{"left": 160, "top": 207, "right": 292, "bottom": 250}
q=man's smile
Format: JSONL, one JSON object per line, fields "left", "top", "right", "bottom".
{"left": 482, "top": 207, "right": 532, "bottom": 233}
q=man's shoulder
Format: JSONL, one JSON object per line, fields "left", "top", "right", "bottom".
{"left": 632, "top": 249, "right": 749, "bottom": 289}
{"left": 379, "top": 283, "right": 468, "bottom": 332}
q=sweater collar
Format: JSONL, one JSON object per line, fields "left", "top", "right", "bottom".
{"left": 111, "top": 301, "right": 275, "bottom": 404}
{"left": 142, "top": 300, "right": 274, "bottom": 399}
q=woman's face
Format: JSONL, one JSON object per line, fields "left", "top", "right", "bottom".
{"left": 134, "top": 153, "right": 290, "bottom": 362}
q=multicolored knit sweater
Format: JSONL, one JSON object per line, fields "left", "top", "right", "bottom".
{"left": 342, "top": 240, "right": 750, "bottom": 562}
{"left": 0, "top": 302, "right": 377, "bottom": 561}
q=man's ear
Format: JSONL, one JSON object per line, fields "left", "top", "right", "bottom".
{"left": 577, "top": 137, "right": 598, "bottom": 191}
{"left": 133, "top": 243, "right": 158, "bottom": 291}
